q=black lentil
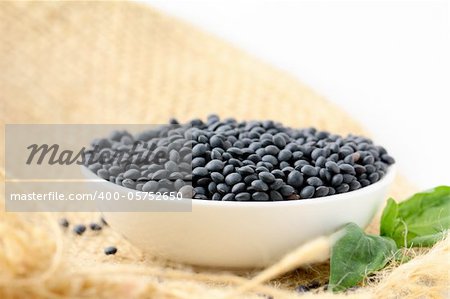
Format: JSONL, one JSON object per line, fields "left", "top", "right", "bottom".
{"left": 85, "top": 115, "right": 394, "bottom": 201}
{"left": 205, "top": 159, "right": 224, "bottom": 172}
{"left": 222, "top": 193, "right": 235, "bottom": 201}
{"left": 381, "top": 154, "right": 395, "bottom": 164}
{"left": 270, "top": 190, "right": 283, "bottom": 201}
{"left": 315, "top": 186, "right": 329, "bottom": 197}
{"left": 164, "top": 160, "right": 179, "bottom": 172}
{"left": 251, "top": 180, "right": 269, "bottom": 192}
{"left": 295, "top": 280, "right": 322, "bottom": 293}
{"left": 97, "top": 169, "right": 110, "bottom": 180}
{"left": 270, "top": 179, "right": 284, "bottom": 190}
{"left": 287, "top": 170, "right": 303, "bottom": 188}
{"left": 179, "top": 185, "right": 194, "bottom": 198}
{"left": 365, "top": 164, "right": 376, "bottom": 173}
{"left": 122, "top": 179, "right": 136, "bottom": 189}
{"left": 273, "top": 134, "right": 286, "bottom": 148}
{"left": 152, "top": 169, "right": 169, "bottom": 180}
{"left": 210, "top": 172, "right": 224, "bottom": 183}
{"left": 307, "top": 177, "right": 323, "bottom": 187}
{"left": 194, "top": 186, "right": 206, "bottom": 195}
{"left": 231, "top": 182, "right": 246, "bottom": 193}
{"left": 315, "top": 156, "right": 327, "bottom": 168}
{"left": 256, "top": 166, "right": 269, "bottom": 173}
{"left": 354, "top": 164, "right": 366, "bottom": 175}
{"left": 277, "top": 149, "right": 292, "bottom": 161}
{"left": 244, "top": 174, "right": 258, "bottom": 184}
{"left": 325, "top": 161, "right": 340, "bottom": 173}
{"left": 331, "top": 174, "right": 344, "bottom": 187}
{"left": 228, "top": 147, "right": 244, "bottom": 156}
{"left": 328, "top": 187, "right": 336, "bottom": 195}
{"left": 265, "top": 145, "right": 280, "bottom": 156}
{"left": 369, "top": 172, "right": 380, "bottom": 183}
{"left": 339, "top": 163, "right": 356, "bottom": 175}
{"left": 59, "top": 218, "right": 69, "bottom": 228}
{"left": 104, "top": 246, "right": 118, "bottom": 255}
{"left": 192, "top": 167, "right": 208, "bottom": 177}
{"left": 363, "top": 155, "right": 375, "bottom": 165}
{"left": 319, "top": 168, "right": 331, "bottom": 182}
{"left": 235, "top": 192, "right": 251, "bottom": 201}
{"left": 223, "top": 165, "right": 235, "bottom": 176}
{"left": 216, "top": 183, "right": 230, "bottom": 194}
{"left": 142, "top": 181, "right": 159, "bottom": 192}
{"left": 123, "top": 169, "right": 140, "bottom": 180}
{"left": 271, "top": 169, "right": 285, "bottom": 179}
{"left": 73, "top": 224, "right": 86, "bottom": 235}
{"left": 262, "top": 155, "right": 278, "bottom": 165}
{"left": 346, "top": 173, "right": 357, "bottom": 183}
{"left": 258, "top": 172, "right": 276, "bottom": 184}
{"left": 336, "top": 183, "right": 350, "bottom": 193}
{"left": 300, "top": 186, "right": 315, "bottom": 199}
{"left": 301, "top": 165, "right": 318, "bottom": 177}
{"left": 252, "top": 192, "right": 270, "bottom": 201}
{"left": 279, "top": 185, "right": 295, "bottom": 196}
{"left": 360, "top": 179, "right": 371, "bottom": 187}
{"left": 209, "top": 135, "right": 224, "bottom": 148}
{"left": 192, "top": 157, "right": 206, "bottom": 168}
{"left": 225, "top": 173, "right": 242, "bottom": 186}
{"left": 292, "top": 151, "right": 304, "bottom": 160}
{"left": 296, "top": 285, "right": 310, "bottom": 293}
{"left": 89, "top": 223, "right": 102, "bottom": 231}
{"left": 238, "top": 165, "right": 255, "bottom": 176}
{"left": 174, "top": 179, "right": 185, "bottom": 190}
{"left": 211, "top": 193, "right": 222, "bottom": 200}
{"left": 192, "top": 144, "right": 207, "bottom": 157}
{"left": 350, "top": 180, "right": 362, "bottom": 191}
{"left": 208, "top": 182, "right": 217, "bottom": 193}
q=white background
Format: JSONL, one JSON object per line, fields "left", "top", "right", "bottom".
{"left": 142, "top": 0, "right": 449, "bottom": 190}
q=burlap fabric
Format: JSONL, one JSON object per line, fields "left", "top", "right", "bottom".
{"left": 0, "top": 2, "right": 448, "bottom": 298}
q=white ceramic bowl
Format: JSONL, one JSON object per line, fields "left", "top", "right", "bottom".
{"left": 82, "top": 165, "right": 396, "bottom": 268}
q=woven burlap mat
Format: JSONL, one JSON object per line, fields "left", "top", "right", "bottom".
{"left": 0, "top": 2, "right": 448, "bottom": 298}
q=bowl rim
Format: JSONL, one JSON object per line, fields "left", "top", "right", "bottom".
{"left": 81, "top": 164, "right": 396, "bottom": 207}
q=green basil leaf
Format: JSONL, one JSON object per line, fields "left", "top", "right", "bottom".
{"left": 380, "top": 186, "right": 450, "bottom": 247}
{"left": 329, "top": 223, "right": 397, "bottom": 292}
{"left": 380, "top": 198, "right": 398, "bottom": 238}
{"left": 409, "top": 230, "right": 448, "bottom": 247}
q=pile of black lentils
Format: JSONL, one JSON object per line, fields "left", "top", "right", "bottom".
{"left": 85, "top": 115, "right": 394, "bottom": 201}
